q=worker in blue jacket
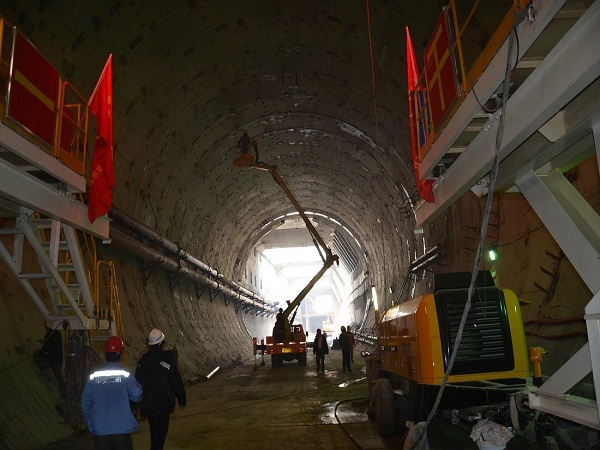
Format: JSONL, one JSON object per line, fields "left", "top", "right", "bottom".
{"left": 81, "top": 336, "right": 142, "bottom": 450}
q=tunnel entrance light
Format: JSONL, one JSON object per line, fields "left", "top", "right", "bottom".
{"left": 371, "top": 286, "right": 379, "bottom": 311}
{"left": 372, "top": 286, "right": 380, "bottom": 324}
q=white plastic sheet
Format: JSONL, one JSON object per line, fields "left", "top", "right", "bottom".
{"left": 470, "top": 418, "right": 514, "bottom": 450}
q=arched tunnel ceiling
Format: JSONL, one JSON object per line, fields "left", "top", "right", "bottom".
{"left": 2, "top": 1, "right": 508, "bottom": 289}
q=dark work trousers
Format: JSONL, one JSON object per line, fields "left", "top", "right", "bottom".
{"left": 342, "top": 350, "right": 351, "bottom": 371}
{"left": 92, "top": 433, "right": 133, "bottom": 450}
{"left": 315, "top": 352, "right": 325, "bottom": 372}
{"left": 148, "top": 414, "right": 171, "bottom": 450}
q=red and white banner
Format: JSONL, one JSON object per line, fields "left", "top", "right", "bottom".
{"left": 8, "top": 29, "right": 60, "bottom": 147}
{"left": 424, "top": 8, "right": 459, "bottom": 131}
{"left": 87, "top": 55, "right": 115, "bottom": 224}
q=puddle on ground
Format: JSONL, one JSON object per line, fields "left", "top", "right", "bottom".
{"left": 226, "top": 373, "right": 251, "bottom": 379}
{"left": 338, "top": 376, "right": 367, "bottom": 388}
{"left": 318, "top": 400, "right": 369, "bottom": 424}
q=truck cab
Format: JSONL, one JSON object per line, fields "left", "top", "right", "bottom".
{"left": 266, "top": 323, "right": 307, "bottom": 367}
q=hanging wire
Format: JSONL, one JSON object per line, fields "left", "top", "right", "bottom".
{"left": 409, "top": 15, "right": 524, "bottom": 450}
{"left": 365, "top": 0, "right": 380, "bottom": 148}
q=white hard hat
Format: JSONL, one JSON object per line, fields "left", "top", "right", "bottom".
{"left": 148, "top": 328, "right": 165, "bottom": 345}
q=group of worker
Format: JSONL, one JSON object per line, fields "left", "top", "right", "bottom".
{"left": 313, "top": 325, "right": 355, "bottom": 373}
{"left": 81, "top": 328, "right": 186, "bottom": 450}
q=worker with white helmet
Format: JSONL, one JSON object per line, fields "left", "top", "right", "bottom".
{"left": 135, "top": 328, "right": 186, "bottom": 450}
{"left": 81, "top": 336, "right": 142, "bottom": 449}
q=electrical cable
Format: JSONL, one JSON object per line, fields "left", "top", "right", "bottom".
{"left": 365, "top": 0, "right": 380, "bottom": 148}
{"left": 0, "top": 321, "right": 68, "bottom": 375}
{"left": 525, "top": 330, "right": 587, "bottom": 339}
{"left": 409, "top": 19, "right": 521, "bottom": 450}
{"left": 333, "top": 397, "right": 369, "bottom": 450}
{"left": 524, "top": 317, "right": 584, "bottom": 326}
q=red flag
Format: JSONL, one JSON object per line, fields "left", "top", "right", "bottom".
{"left": 87, "top": 55, "right": 114, "bottom": 223}
{"left": 406, "top": 27, "right": 435, "bottom": 203}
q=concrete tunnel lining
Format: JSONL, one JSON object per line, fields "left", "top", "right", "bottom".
{"left": 3, "top": 1, "right": 599, "bottom": 448}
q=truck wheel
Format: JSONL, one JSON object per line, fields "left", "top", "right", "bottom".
{"left": 375, "top": 378, "right": 395, "bottom": 436}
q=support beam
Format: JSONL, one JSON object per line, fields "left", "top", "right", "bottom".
{"left": 536, "top": 343, "right": 591, "bottom": 396}
{"left": 527, "top": 389, "right": 599, "bottom": 430}
{"left": 0, "top": 158, "right": 110, "bottom": 239}
{"left": 415, "top": 1, "right": 600, "bottom": 228}
{"left": 516, "top": 169, "right": 600, "bottom": 294}
{"left": 0, "top": 121, "right": 85, "bottom": 193}
{"left": 585, "top": 289, "right": 600, "bottom": 428}
{"left": 594, "top": 119, "right": 600, "bottom": 176}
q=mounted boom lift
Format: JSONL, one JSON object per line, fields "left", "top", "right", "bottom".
{"left": 235, "top": 147, "right": 339, "bottom": 366}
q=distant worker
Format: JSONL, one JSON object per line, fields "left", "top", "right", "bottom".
{"left": 313, "top": 328, "right": 329, "bottom": 373}
{"left": 237, "top": 129, "right": 251, "bottom": 154}
{"left": 81, "top": 336, "right": 142, "bottom": 450}
{"left": 33, "top": 320, "right": 65, "bottom": 392}
{"left": 347, "top": 325, "right": 356, "bottom": 363}
{"left": 339, "top": 326, "right": 351, "bottom": 372}
{"left": 136, "top": 328, "right": 186, "bottom": 450}
{"left": 273, "top": 311, "right": 286, "bottom": 342}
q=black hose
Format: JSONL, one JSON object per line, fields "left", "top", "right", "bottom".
{"left": 334, "top": 397, "right": 369, "bottom": 450}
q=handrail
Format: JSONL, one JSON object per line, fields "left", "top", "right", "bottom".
{"left": 0, "top": 15, "right": 91, "bottom": 176}
{"left": 414, "top": 1, "right": 527, "bottom": 162}
{"left": 55, "top": 81, "right": 90, "bottom": 174}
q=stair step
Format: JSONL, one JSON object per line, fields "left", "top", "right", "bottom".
{"left": 40, "top": 241, "right": 68, "bottom": 250}
{"left": 19, "top": 273, "right": 50, "bottom": 279}
{"left": 29, "top": 219, "right": 54, "bottom": 228}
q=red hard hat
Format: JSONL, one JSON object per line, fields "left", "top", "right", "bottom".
{"left": 104, "top": 336, "right": 124, "bottom": 353}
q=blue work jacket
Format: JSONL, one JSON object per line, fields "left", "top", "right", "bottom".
{"left": 81, "top": 362, "right": 143, "bottom": 435}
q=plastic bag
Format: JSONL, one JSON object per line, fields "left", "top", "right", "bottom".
{"left": 404, "top": 421, "right": 430, "bottom": 450}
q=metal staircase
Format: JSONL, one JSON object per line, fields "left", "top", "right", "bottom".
{"left": 0, "top": 17, "right": 122, "bottom": 352}
{"left": 0, "top": 208, "right": 113, "bottom": 332}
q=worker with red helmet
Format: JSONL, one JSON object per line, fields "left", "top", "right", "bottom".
{"left": 81, "top": 336, "right": 142, "bottom": 449}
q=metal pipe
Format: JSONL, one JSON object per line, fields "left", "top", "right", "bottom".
{"left": 109, "top": 206, "right": 266, "bottom": 305}
{"left": 109, "top": 206, "right": 219, "bottom": 277}
{"left": 410, "top": 253, "right": 443, "bottom": 273}
{"left": 409, "top": 245, "right": 440, "bottom": 270}
{"left": 109, "top": 227, "right": 274, "bottom": 311}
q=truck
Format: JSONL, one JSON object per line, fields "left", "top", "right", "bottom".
{"left": 366, "top": 271, "right": 530, "bottom": 436}
{"left": 235, "top": 147, "right": 339, "bottom": 367}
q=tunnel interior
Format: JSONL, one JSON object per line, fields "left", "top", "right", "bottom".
{"left": 0, "top": 1, "right": 599, "bottom": 448}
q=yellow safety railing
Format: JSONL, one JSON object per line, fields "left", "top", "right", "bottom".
{"left": 95, "top": 260, "right": 126, "bottom": 362}
{"left": 67, "top": 212, "right": 125, "bottom": 361}
{"left": 416, "top": 0, "right": 528, "bottom": 162}
{"left": 0, "top": 16, "right": 90, "bottom": 176}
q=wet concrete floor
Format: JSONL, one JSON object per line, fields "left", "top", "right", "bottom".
{"left": 45, "top": 349, "right": 540, "bottom": 449}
